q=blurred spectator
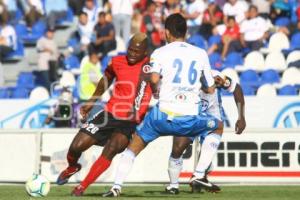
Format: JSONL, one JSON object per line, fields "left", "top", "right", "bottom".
{"left": 141, "top": 1, "right": 163, "bottom": 51}
{"left": 252, "top": 0, "right": 272, "bottom": 19}
{"left": 0, "top": 12, "right": 17, "bottom": 61}
{"left": 182, "top": 0, "right": 206, "bottom": 36}
{"left": 45, "top": 87, "right": 74, "bottom": 127}
{"left": 92, "top": 12, "right": 116, "bottom": 57}
{"left": 270, "top": 0, "right": 291, "bottom": 20}
{"left": 208, "top": 16, "right": 240, "bottom": 59}
{"left": 199, "top": 0, "right": 223, "bottom": 40}
{"left": 35, "top": 29, "right": 59, "bottom": 90}
{"left": 223, "top": 0, "right": 249, "bottom": 24}
{"left": 240, "top": 5, "right": 269, "bottom": 51}
{"left": 69, "top": 0, "right": 85, "bottom": 15}
{"left": 109, "top": 0, "right": 139, "bottom": 44}
{"left": 79, "top": 48, "right": 102, "bottom": 100}
{"left": 19, "top": 0, "right": 44, "bottom": 28}
{"left": 214, "top": 0, "right": 226, "bottom": 8}
{"left": 70, "top": 11, "right": 94, "bottom": 58}
{"left": 297, "top": 5, "right": 300, "bottom": 21}
{"left": 45, "top": 0, "right": 68, "bottom": 30}
{"left": 2, "top": 0, "right": 17, "bottom": 23}
{"left": 162, "top": 0, "right": 181, "bottom": 18}
{"left": 82, "top": 0, "right": 103, "bottom": 27}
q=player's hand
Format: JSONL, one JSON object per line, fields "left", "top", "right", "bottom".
{"left": 235, "top": 117, "right": 246, "bottom": 135}
{"left": 80, "top": 102, "right": 94, "bottom": 121}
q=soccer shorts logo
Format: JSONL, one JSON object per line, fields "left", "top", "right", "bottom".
{"left": 207, "top": 119, "right": 216, "bottom": 129}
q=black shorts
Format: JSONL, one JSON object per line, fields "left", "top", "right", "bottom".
{"left": 80, "top": 111, "right": 137, "bottom": 146}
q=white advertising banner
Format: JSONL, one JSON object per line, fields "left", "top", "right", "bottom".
{"left": 40, "top": 131, "right": 195, "bottom": 183}
{"left": 0, "top": 131, "right": 38, "bottom": 182}
{"left": 0, "top": 129, "right": 300, "bottom": 183}
{"left": 0, "top": 97, "right": 299, "bottom": 128}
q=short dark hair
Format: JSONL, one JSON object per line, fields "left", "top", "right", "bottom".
{"left": 79, "top": 11, "right": 88, "bottom": 16}
{"left": 227, "top": 16, "right": 235, "bottom": 21}
{"left": 249, "top": 4, "right": 258, "bottom": 12}
{"left": 98, "top": 11, "right": 106, "bottom": 18}
{"left": 165, "top": 13, "right": 187, "bottom": 38}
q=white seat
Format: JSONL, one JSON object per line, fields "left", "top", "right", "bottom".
{"left": 281, "top": 67, "right": 300, "bottom": 85}
{"left": 264, "top": 52, "right": 287, "bottom": 71}
{"left": 256, "top": 84, "right": 277, "bottom": 97}
{"left": 267, "top": 32, "right": 290, "bottom": 53}
{"left": 29, "top": 87, "right": 49, "bottom": 101}
{"left": 244, "top": 51, "right": 265, "bottom": 71}
{"left": 221, "top": 68, "right": 240, "bottom": 83}
{"left": 286, "top": 51, "right": 300, "bottom": 66}
{"left": 60, "top": 71, "right": 76, "bottom": 87}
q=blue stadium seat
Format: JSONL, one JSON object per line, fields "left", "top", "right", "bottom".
{"left": 208, "top": 35, "right": 221, "bottom": 48}
{"left": 223, "top": 52, "right": 243, "bottom": 69}
{"left": 278, "top": 85, "right": 298, "bottom": 95}
{"left": 187, "top": 34, "right": 207, "bottom": 49}
{"left": 0, "top": 88, "right": 10, "bottom": 99}
{"left": 14, "top": 23, "right": 27, "bottom": 38}
{"left": 64, "top": 55, "right": 80, "bottom": 70}
{"left": 101, "top": 55, "right": 112, "bottom": 73}
{"left": 240, "top": 84, "right": 256, "bottom": 96}
{"left": 17, "top": 72, "right": 35, "bottom": 90}
{"left": 290, "top": 32, "right": 300, "bottom": 50}
{"left": 11, "top": 88, "right": 30, "bottom": 99}
{"left": 261, "top": 69, "right": 280, "bottom": 84}
{"left": 22, "top": 20, "right": 46, "bottom": 44}
{"left": 3, "top": 40, "right": 24, "bottom": 61}
{"left": 67, "top": 37, "right": 79, "bottom": 49}
{"left": 275, "top": 17, "right": 291, "bottom": 27}
{"left": 240, "top": 70, "right": 260, "bottom": 87}
{"left": 209, "top": 52, "right": 223, "bottom": 70}
{"left": 57, "top": 8, "right": 74, "bottom": 27}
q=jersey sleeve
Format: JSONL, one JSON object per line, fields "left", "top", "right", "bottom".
{"left": 149, "top": 49, "right": 162, "bottom": 74}
{"left": 222, "top": 76, "right": 237, "bottom": 93}
{"left": 202, "top": 51, "right": 215, "bottom": 88}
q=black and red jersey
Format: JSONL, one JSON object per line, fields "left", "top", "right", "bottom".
{"left": 104, "top": 55, "right": 152, "bottom": 123}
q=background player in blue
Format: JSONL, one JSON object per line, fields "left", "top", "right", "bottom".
{"left": 165, "top": 70, "right": 246, "bottom": 195}
{"left": 102, "top": 13, "right": 223, "bottom": 197}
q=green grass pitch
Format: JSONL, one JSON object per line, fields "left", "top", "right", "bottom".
{"left": 1, "top": 185, "right": 300, "bottom": 200}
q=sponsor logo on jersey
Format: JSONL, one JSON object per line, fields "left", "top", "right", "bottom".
{"left": 135, "top": 81, "right": 147, "bottom": 111}
{"left": 175, "top": 93, "right": 187, "bottom": 101}
{"left": 224, "top": 78, "right": 231, "bottom": 87}
{"left": 207, "top": 119, "right": 216, "bottom": 128}
{"left": 142, "top": 65, "right": 152, "bottom": 73}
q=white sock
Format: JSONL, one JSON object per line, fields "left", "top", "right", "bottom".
{"left": 168, "top": 156, "right": 183, "bottom": 189}
{"left": 194, "top": 133, "right": 221, "bottom": 178}
{"left": 112, "top": 149, "right": 136, "bottom": 191}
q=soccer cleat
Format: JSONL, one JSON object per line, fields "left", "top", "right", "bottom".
{"left": 165, "top": 185, "right": 179, "bottom": 195}
{"left": 189, "top": 176, "right": 221, "bottom": 193}
{"left": 102, "top": 188, "right": 121, "bottom": 197}
{"left": 56, "top": 163, "right": 81, "bottom": 185}
{"left": 71, "top": 185, "right": 85, "bottom": 197}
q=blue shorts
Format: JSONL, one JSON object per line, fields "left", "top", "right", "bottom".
{"left": 136, "top": 106, "right": 219, "bottom": 143}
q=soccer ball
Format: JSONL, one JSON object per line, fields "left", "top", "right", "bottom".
{"left": 25, "top": 174, "right": 50, "bottom": 197}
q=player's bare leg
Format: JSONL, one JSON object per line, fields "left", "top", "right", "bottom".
{"left": 190, "top": 121, "right": 223, "bottom": 193}
{"left": 56, "top": 132, "right": 98, "bottom": 185}
{"left": 72, "top": 133, "right": 130, "bottom": 196}
{"left": 165, "top": 136, "right": 191, "bottom": 194}
{"left": 102, "top": 133, "right": 147, "bottom": 197}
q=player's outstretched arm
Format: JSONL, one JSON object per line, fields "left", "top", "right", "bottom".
{"left": 233, "top": 84, "right": 246, "bottom": 134}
